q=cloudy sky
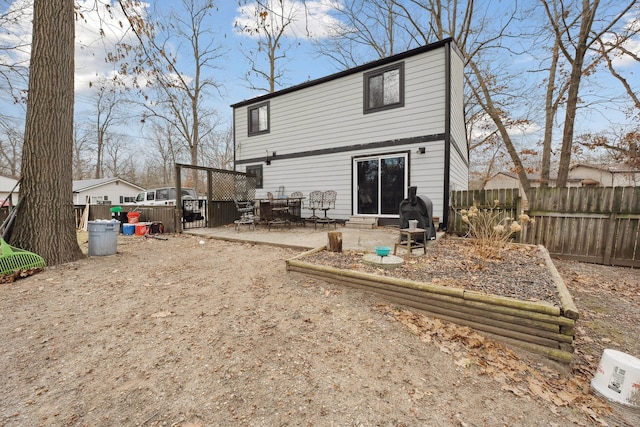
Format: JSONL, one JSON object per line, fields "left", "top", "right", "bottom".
{"left": 0, "top": 0, "right": 342, "bottom": 127}
{"left": 1, "top": 0, "right": 639, "bottom": 154}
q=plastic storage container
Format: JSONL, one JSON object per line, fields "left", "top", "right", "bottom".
{"left": 122, "top": 223, "right": 135, "bottom": 236}
{"left": 591, "top": 349, "right": 640, "bottom": 410}
{"left": 88, "top": 221, "right": 119, "bottom": 256}
{"left": 135, "top": 223, "right": 148, "bottom": 236}
{"left": 127, "top": 211, "right": 140, "bottom": 224}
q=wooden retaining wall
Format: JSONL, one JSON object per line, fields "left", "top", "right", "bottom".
{"left": 287, "top": 245, "right": 578, "bottom": 363}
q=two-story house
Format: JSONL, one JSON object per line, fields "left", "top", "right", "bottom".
{"left": 232, "top": 38, "right": 468, "bottom": 228}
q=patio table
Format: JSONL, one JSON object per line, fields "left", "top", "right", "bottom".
{"left": 255, "top": 197, "right": 305, "bottom": 224}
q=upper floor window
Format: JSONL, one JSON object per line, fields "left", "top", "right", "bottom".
{"left": 363, "top": 62, "right": 404, "bottom": 114}
{"left": 248, "top": 102, "right": 270, "bottom": 136}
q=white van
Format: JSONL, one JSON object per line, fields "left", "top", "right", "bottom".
{"left": 135, "top": 187, "right": 203, "bottom": 221}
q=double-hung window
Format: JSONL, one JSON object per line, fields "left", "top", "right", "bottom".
{"left": 248, "top": 102, "right": 270, "bottom": 136}
{"left": 363, "top": 62, "right": 404, "bottom": 114}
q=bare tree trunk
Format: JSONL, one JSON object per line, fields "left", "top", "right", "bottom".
{"left": 554, "top": 0, "right": 598, "bottom": 187}
{"left": 540, "top": 41, "right": 560, "bottom": 188}
{"left": 11, "top": 0, "right": 83, "bottom": 264}
{"left": 467, "top": 60, "right": 532, "bottom": 195}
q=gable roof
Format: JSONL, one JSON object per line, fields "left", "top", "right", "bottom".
{"left": 231, "top": 38, "right": 454, "bottom": 108}
{"left": 570, "top": 163, "right": 640, "bottom": 174}
{"left": 488, "top": 171, "right": 582, "bottom": 183}
{"left": 72, "top": 178, "right": 144, "bottom": 193}
{"left": 0, "top": 175, "right": 20, "bottom": 192}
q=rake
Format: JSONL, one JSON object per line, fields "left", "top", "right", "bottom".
{"left": 0, "top": 238, "right": 46, "bottom": 276}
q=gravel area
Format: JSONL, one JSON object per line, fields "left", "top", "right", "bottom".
{"left": 301, "top": 236, "right": 560, "bottom": 305}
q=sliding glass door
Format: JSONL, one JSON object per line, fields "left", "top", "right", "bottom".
{"left": 354, "top": 153, "right": 407, "bottom": 216}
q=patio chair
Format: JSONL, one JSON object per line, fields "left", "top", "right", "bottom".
{"left": 233, "top": 197, "right": 256, "bottom": 231}
{"left": 233, "top": 197, "right": 255, "bottom": 220}
{"left": 306, "top": 191, "right": 323, "bottom": 224}
{"left": 267, "top": 191, "right": 290, "bottom": 229}
{"left": 315, "top": 190, "right": 337, "bottom": 229}
{"left": 321, "top": 190, "right": 336, "bottom": 217}
{"left": 290, "top": 191, "right": 304, "bottom": 199}
{"left": 288, "top": 191, "right": 305, "bottom": 226}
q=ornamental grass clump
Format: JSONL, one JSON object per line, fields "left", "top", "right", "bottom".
{"left": 459, "top": 201, "right": 534, "bottom": 262}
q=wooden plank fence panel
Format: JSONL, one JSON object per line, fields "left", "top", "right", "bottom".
{"left": 448, "top": 188, "right": 521, "bottom": 236}
{"left": 452, "top": 186, "right": 640, "bottom": 267}
{"left": 525, "top": 187, "right": 639, "bottom": 267}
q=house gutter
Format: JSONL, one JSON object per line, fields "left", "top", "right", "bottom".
{"left": 232, "top": 107, "right": 237, "bottom": 171}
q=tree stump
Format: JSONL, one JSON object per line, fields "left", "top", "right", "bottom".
{"left": 327, "top": 231, "right": 342, "bottom": 252}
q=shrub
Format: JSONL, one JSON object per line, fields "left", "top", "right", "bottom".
{"left": 459, "top": 201, "right": 534, "bottom": 262}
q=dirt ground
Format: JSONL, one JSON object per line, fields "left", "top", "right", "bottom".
{"left": 1, "top": 233, "right": 639, "bottom": 426}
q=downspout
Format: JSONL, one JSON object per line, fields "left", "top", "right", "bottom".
{"left": 232, "top": 107, "right": 237, "bottom": 171}
{"left": 442, "top": 41, "right": 452, "bottom": 231}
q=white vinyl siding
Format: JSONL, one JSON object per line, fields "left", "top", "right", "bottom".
{"left": 238, "top": 139, "right": 447, "bottom": 221}
{"left": 447, "top": 44, "right": 469, "bottom": 196}
{"left": 449, "top": 46, "right": 468, "bottom": 166}
{"left": 235, "top": 50, "right": 446, "bottom": 163}
{"left": 234, "top": 41, "right": 467, "bottom": 223}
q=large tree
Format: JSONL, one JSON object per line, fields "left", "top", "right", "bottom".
{"left": 321, "top": 0, "right": 639, "bottom": 191}
{"left": 541, "top": 0, "right": 636, "bottom": 187}
{"left": 235, "top": 0, "right": 300, "bottom": 93}
{"left": 10, "top": 0, "right": 83, "bottom": 264}
{"left": 117, "top": 0, "right": 224, "bottom": 170}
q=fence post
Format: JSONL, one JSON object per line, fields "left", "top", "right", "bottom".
{"left": 603, "top": 212, "right": 618, "bottom": 265}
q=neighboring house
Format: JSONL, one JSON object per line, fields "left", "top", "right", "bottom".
{"left": 484, "top": 164, "right": 640, "bottom": 195}
{"left": 232, "top": 38, "right": 468, "bottom": 226}
{"left": 0, "top": 175, "right": 20, "bottom": 206}
{"left": 483, "top": 172, "right": 581, "bottom": 192}
{"left": 569, "top": 164, "right": 640, "bottom": 187}
{"left": 73, "top": 178, "right": 145, "bottom": 205}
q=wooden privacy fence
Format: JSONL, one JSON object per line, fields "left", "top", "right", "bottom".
{"left": 449, "top": 187, "right": 640, "bottom": 268}
{"left": 523, "top": 186, "right": 640, "bottom": 268}
{"left": 448, "top": 188, "right": 522, "bottom": 235}
{"left": 75, "top": 205, "right": 177, "bottom": 233}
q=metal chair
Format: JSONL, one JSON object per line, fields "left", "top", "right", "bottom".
{"left": 321, "top": 190, "right": 336, "bottom": 217}
{"left": 233, "top": 197, "right": 256, "bottom": 231}
{"left": 306, "top": 191, "right": 323, "bottom": 223}
{"left": 315, "top": 190, "right": 337, "bottom": 229}
{"left": 289, "top": 191, "right": 305, "bottom": 226}
{"left": 267, "top": 191, "right": 290, "bottom": 229}
{"left": 233, "top": 197, "right": 254, "bottom": 219}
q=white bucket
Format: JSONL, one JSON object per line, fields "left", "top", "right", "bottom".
{"left": 591, "top": 349, "right": 640, "bottom": 410}
{"left": 408, "top": 219, "right": 418, "bottom": 230}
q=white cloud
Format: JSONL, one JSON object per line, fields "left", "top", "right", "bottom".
{"left": 470, "top": 114, "right": 542, "bottom": 143}
{"left": 0, "top": 0, "right": 33, "bottom": 67}
{"left": 603, "top": 8, "right": 640, "bottom": 68}
{"left": 0, "top": 0, "right": 146, "bottom": 95}
{"left": 75, "top": 1, "right": 148, "bottom": 93}
{"left": 234, "top": 0, "right": 343, "bottom": 39}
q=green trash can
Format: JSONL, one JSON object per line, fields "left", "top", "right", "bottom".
{"left": 88, "top": 220, "right": 120, "bottom": 256}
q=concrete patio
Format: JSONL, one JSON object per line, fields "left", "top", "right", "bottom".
{"left": 184, "top": 224, "right": 407, "bottom": 252}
